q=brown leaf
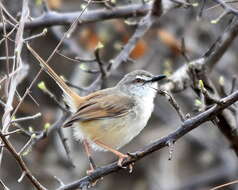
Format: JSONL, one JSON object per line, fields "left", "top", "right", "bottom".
{"left": 158, "top": 29, "right": 182, "bottom": 55}
{"left": 129, "top": 39, "right": 148, "bottom": 59}
{"left": 48, "top": 0, "right": 62, "bottom": 9}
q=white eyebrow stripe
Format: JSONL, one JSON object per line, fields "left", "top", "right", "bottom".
{"left": 136, "top": 76, "right": 149, "bottom": 80}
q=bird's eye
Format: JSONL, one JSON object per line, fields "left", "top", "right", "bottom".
{"left": 134, "top": 78, "right": 144, "bottom": 83}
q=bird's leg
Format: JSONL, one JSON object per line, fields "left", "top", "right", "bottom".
{"left": 94, "top": 140, "right": 129, "bottom": 167}
{"left": 83, "top": 140, "right": 96, "bottom": 175}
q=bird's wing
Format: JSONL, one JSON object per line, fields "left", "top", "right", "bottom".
{"left": 64, "top": 92, "right": 135, "bottom": 127}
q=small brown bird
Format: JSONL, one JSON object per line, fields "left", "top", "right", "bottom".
{"left": 27, "top": 44, "right": 166, "bottom": 171}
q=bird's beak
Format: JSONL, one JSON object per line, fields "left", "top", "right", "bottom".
{"left": 145, "top": 74, "right": 167, "bottom": 83}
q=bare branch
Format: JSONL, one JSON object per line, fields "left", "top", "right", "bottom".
{"left": 158, "top": 90, "right": 186, "bottom": 121}
{"left": 24, "top": 28, "right": 48, "bottom": 41}
{"left": 2, "top": 129, "right": 22, "bottom": 137}
{"left": 10, "top": 113, "right": 42, "bottom": 124}
{"left": 0, "top": 131, "right": 47, "bottom": 190}
{"left": 0, "top": 3, "right": 151, "bottom": 32}
{"left": 110, "top": 0, "right": 182, "bottom": 70}
{"left": 0, "top": 0, "right": 30, "bottom": 168}
{"left": 0, "top": 179, "right": 10, "bottom": 190}
{"left": 212, "top": 0, "right": 238, "bottom": 16}
{"left": 161, "top": 19, "right": 238, "bottom": 93}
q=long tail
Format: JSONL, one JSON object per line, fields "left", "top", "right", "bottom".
{"left": 27, "top": 43, "right": 84, "bottom": 108}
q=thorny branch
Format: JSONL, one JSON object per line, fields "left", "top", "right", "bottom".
{"left": 160, "top": 19, "right": 238, "bottom": 156}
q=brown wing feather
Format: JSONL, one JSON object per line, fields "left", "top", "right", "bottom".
{"left": 64, "top": 92, "right": 135, "bottom": 127}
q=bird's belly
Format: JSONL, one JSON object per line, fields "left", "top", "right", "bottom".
{"left": 73, "top": 117, "right": 142, "bottom": 151}
{"left": 73, "top": 100, "right": 154, "bottom": 151}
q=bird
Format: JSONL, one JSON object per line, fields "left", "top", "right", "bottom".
{"left": 27, "top": 44, "right": 166, "bottom": 172}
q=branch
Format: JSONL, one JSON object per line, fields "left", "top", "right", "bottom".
{"left": 0, "top": 130, "right": 47, "bottom": 190}
{"left": 161, "top": 19, "right": 238, "bottom": 93}
{"left": 10, "top": 113, "right": 42, "bottom": 124}
{"left": 0, "top": 0, "right": 29, "bottom": 166}
{"left": 110, "top": 0, "right": 182, "bottom": 70}
{"left": 0, "top": 179, "right": 10, "bottom": 190}
{"left": 57, "top": 90, "right": 238, "bottom": 190}
{"left": 0, "top": 3, "right": 151, "bottom": 32}
{"left": 212, "top": 0, "right": 238, "bottom": 16}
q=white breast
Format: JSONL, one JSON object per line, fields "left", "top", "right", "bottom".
{"left": 117, "top": 83, "right": 157, "bottom": 149}
{"left": 124, "top": 96, "right": 154, "bottom": 144}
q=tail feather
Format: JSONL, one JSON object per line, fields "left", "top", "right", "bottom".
{"left": 27, "top": 43, "right": 83, "bottom": 109}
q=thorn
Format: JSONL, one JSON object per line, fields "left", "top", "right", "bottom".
{"left": 167, "top": 140, "right": 175, "bottom": 161}
{"left": 128, "top": 162, "right": 135, "bottom": 173}
{"left": 185, "top": 113, "right": 191, "bottom": 119}
{"left": 18, "top": 171, "right": 26, "bottom": 183}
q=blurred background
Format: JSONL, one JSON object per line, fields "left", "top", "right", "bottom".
{"left": 1, "top": 0, "right": 238, "bottom": 189}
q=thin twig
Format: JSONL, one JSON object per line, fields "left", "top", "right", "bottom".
{"left": 0, "top": 5, "right": 10, "bottom": 77}
{"left": 56, "top": 51, "right": 96, "bottom": 63}
{"left": 10, "top": 113, "right": 42, "bottom": 124}
{"left": 2, "top": 129, "right": 22, "bottom": 137}
{"left": 210, "top": 179, "right": 238, "bottom": 190}
{"left": 0, "top": 56, "right": 14, "bottom": 60}
{"left": 95, "top": 48, "right": 107, "bottom": 77}
{"left": 230, "top": 76, "right": 237, "bottom": 94}
{"left": 159, "top": 90, "right": 186, "bottom": 121}
{"left": 24, "top": 28, "right": 48, "bottom": 41}
{"left": 0, "top": 1, "right": 18, "bottom": 23}
{"left": 0, "top": 179, "right": 10, "bottom": 190}
{"left": 18, "top": 135, "right": 34, "bottom": 156}
{"left": 57, "top": 128, "right": 75, "bottom": 167}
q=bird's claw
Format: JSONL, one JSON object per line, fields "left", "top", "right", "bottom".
{"left": 86, "top": 168, "right": 95, "bottom": 176}
{"left": 117, "top": 154, "right": 134, "bottom": 173}
{"left": 117, "top": 154, "right": 129, "bottom": 167}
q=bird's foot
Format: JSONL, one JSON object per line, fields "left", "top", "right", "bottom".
{"left": 117, "top": 153, "right": 134, "bottom": 173}
{"left": 86, "top": 168, "right": 95, "bottom": 176}
{"left": 117, "top": 153, "right": 129, "bottom": 167}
